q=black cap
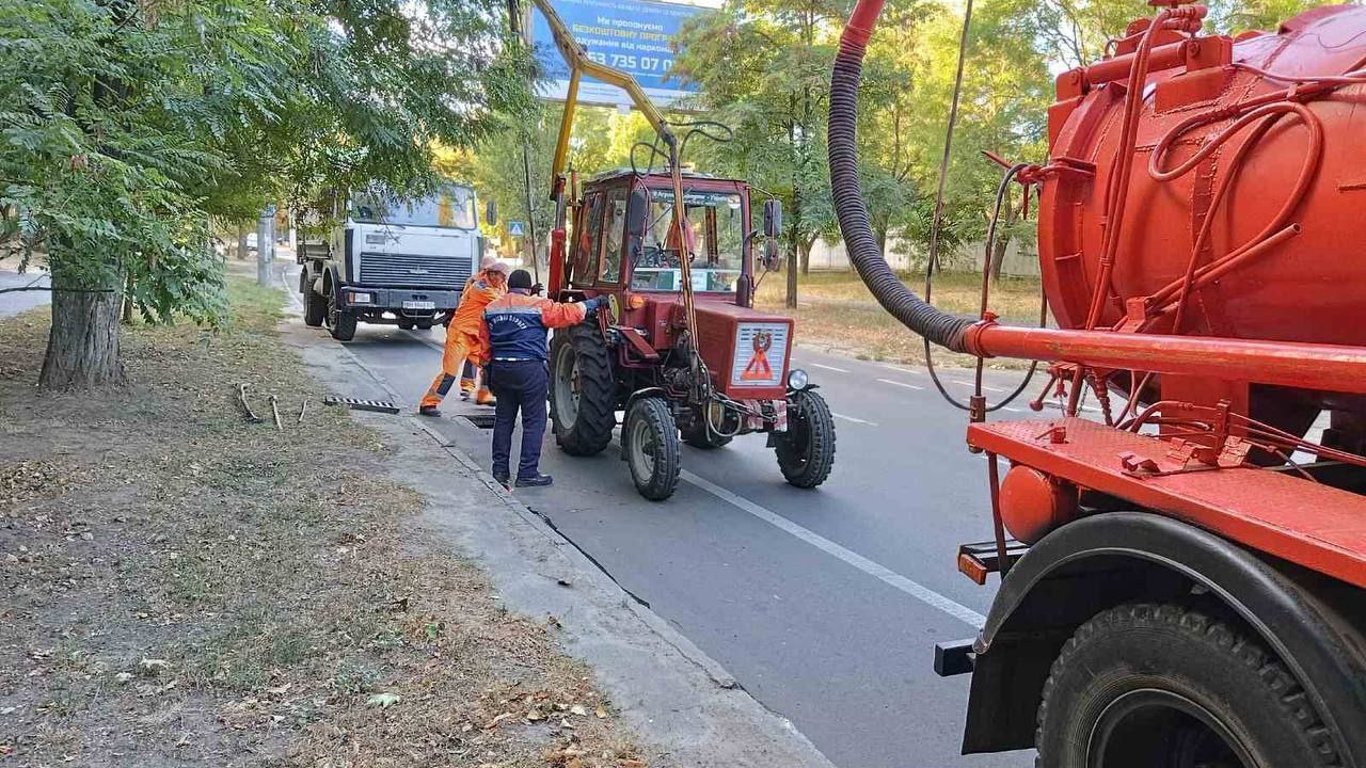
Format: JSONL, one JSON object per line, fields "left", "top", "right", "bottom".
{"left": 508, "top": 269, "right": 533, "bottom": 290}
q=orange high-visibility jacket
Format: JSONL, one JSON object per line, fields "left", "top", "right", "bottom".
{"left": 449, "top": 270, "right": 506, "bottom": 345}
{"left": 479, "top": 290, "right": 588, "bottom": 364}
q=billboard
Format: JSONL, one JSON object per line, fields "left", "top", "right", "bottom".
{"left": 530, "top": 0, "right": 707, "bottom": 107}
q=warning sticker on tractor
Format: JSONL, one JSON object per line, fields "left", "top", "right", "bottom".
{"left": 731, "top": 322, "right": 790, "bottom": 388}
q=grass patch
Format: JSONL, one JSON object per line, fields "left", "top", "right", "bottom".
{"left": 0, "top": 271, "right": 644, "bottom": 766}
{"left": 755, "top": 269, "right": 1044, "bottom": 368}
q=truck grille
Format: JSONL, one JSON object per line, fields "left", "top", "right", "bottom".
{"left": 358, "top": 252, "right": 472, "bottom": 289}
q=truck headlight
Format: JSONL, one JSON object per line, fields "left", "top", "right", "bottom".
{"left": 787, "top": 368, "right": 809, "bottom": 390}
{"left": 348, "top": 291, "right": 373, "bottom": 304}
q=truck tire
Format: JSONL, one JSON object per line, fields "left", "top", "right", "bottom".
{"left": 550, "top": 325, "right": 615, "bottom": 457}
{"left": 327, "top": 283, "right": 357, "bottom": 342}
{"left": 624, "top": 396, "right": 681, "bottom": 501}
{"left": 398, "top": 319, "right": 416, "bottom": 331}
{"left": 303, "top": 281, "right": 325, "bottom": 328}
{"left": 774, "top": 389, "right": 836, "bottom": 488}
{"left": 1036, "top": 602, "right": 1341, "bottom": 768}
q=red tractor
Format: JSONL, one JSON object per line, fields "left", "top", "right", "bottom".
{"left": 832, "top": 1, "right": 1366, "bottom": 765}
{"left": 521, "top": 0, "right": 836, "bottom": 500}
{"left": 545, "top": 167, "right": 834, "bottom": 500}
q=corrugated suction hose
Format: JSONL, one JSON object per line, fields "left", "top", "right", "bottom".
{"left": 828, "top": 20, "right": 974, "bottom": 353}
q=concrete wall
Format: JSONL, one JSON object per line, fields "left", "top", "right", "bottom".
{"left": 805, "top": 236, "right": 1041, "bottom": 277}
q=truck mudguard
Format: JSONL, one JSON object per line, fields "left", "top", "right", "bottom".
{"left": 962, "top": 511, "right": 1366, "bottom": 761}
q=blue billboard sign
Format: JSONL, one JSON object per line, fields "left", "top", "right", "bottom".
{"left": 530, "top": 0, "right": 706, "bottom": 107}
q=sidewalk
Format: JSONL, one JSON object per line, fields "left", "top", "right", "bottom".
{"left": 0, "top": 269, "right": 833, "bottom": 767}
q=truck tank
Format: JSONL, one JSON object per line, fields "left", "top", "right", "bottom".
{"left": 1036, "top": 4, "right": 1366, "bottom": 434}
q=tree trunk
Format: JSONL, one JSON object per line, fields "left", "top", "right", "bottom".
{"left": 236, "top": 221, "right": 249, "bottom": 261}
{"left": 785, "top": 241, "right": 798, "bottom": 309}
{"left": 121, "top": 272, "right": 134, "bottom": 324}
{"left": 799, "top": 240, "right": 810, "bottom": 276}
{"left": 989, "top": 236, "right": 1009, "bottom": 284}
{"left": 40, "top": 264, "right": 125, "bottom": 389}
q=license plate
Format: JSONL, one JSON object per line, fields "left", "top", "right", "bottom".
{"left": 402, "top": 300, "right": 435, "bottom": 311}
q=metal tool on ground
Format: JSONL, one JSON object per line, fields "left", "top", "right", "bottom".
{"left": 297, "top": 398, "right": 309, "bottom": 424}
{"left": 831, "top": 2, "right": 1366, "bottom": 764}
{"left": 322, "top": 396, "right": 402, "bottom": 415}
{"left": 236, "top": 383, "right": 262, "bottom": 423}
{"left": 508, "top": 0, "right": 837, "bottom": 501}
{"left": 269, "top": 395, "right": 283, "bottom": 431}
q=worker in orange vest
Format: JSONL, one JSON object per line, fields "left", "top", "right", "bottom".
{"left": 419, "top": 256, "right": 508, "bottom": 415}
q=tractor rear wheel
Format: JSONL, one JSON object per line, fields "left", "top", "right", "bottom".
{"left": 774, "top": 389, "right": 836, "bottom": 488}
{"left": 624, "top": 396, "right": 681, "bottom": 501}
{"left": 550, "top": 325, "right": 615, "bottom": 457}
{"left": 1036, "top": 602, "right": 1341, "bottom": 768}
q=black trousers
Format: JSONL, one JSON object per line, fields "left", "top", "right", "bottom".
{"left": 489, "top": 360, "right": 548, "bottom": 480}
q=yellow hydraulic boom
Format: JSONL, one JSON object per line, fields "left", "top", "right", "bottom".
{"left": 510, "top": 0, "right": 701, "bottom": 361}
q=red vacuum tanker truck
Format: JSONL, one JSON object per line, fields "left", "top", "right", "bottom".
{"left": 830, "top": 2, "right": 1366, "bottom": 766}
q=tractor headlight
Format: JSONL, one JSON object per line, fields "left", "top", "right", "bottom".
{"left": 787, "top": 368, "right": 809, "bottom": 390}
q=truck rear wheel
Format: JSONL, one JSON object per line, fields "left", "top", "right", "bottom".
{"left": 624, "top": 396, "right": 681, "bottom": 501}
{"left": 1036, "top": 602, "right": 1341, "bottom": 768}
{"left": 774, "top": 389, "right": 836, "bottom": 488}
{"left": 303, "top": 280, "right": 325, "bottom": 327}
{"left": 550, "top": 325, "right": 615, "bottom": 456}
{"left": 327, "top": 283, "right": 357, "bottom": 342}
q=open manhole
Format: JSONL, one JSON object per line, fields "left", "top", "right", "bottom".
{"left": 462, "top": 413, "right": 496, "bottom": 430}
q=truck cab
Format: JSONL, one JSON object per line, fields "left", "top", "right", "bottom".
{"left": 299, "top": 182, "right": 487, "bottom": 341}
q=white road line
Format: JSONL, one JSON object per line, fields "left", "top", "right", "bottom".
{"left": 831, "top": 412, "right": 878, "bottom": 427}
{"left": 810, "top": 362, "right": 850, "bottom": 374}
{"left": 877, "top": 378, "right": 925, "bottom": 391}
{"left": 680, "top": 470, "right": 986, "bottom": 629}
{"left": 948, "top": 379, "right": 1007, "bottom": 394}
{"left": 880, "top": 363, "right": 922, "bottom": 375}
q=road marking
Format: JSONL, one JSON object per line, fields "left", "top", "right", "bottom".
{"left": 948, "top": 379, "right": 1007, "bottom": 394}
{"left": 877, "top": 378, "right": 925, "bottom": 391}
{"left": 831, "top": 412, "right": 878, "bottom": 427}
{"left": 810, "top": 362, "right": 850, "bottom": 374}
{"left": 680, "top": 471, "right": 987, "bottom": 629}
{"left": 880, "top": 363, "right": 921, "bottom": 375}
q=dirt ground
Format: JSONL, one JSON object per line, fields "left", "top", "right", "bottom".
{"left": 754, "top": 270, "right": 1044, "bottom": 369}
{"left": 0, "top": 280, "right": 644, "bottom": 767}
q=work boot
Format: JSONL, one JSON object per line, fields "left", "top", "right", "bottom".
{"left": 475, "top": 389, "right": 497, "bottom": 407}
{"left": 418, "top": 405, "right": 442, "bottom": 418}
{"left": 514, "top": 474, "right": 553, "bottom": 488}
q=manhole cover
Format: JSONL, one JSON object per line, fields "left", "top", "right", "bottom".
{"left": 463, "top": 414, "right": 496, "bottom": 429}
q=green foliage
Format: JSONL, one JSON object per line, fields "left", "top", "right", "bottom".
{"left": 0, "top": 0, "right": 532, "bottom": 330}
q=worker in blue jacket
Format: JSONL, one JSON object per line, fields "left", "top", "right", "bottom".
{"left": 480, "top": 269, "right": 605, "bottom": 488}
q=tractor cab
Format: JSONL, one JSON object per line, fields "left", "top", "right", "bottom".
{"left": 562, "top": 170, "right": 758, "bottom": 308}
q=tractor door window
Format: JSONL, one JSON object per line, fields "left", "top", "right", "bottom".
{"left": 600, "top": 189, "right": 628, "bottom": 284}
{"left": 572, "top": 192, "right": 603, "bottom": 287}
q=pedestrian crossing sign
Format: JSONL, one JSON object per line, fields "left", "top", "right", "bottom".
{"left": 508, "top": 220, "right": 526, "bottom": 237}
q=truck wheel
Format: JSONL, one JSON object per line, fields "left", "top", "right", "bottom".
{"left": 624, "top": 397, "right": 681, "bottom": 501}
{"left": 550, "top": 325, "right": 615, "bottom": 457}
{"left": 303, "top": 280, "right": 325, "bottom": 328}
{"left": 398, "top": 319, "right": 416, "bottom": 331}
{"left": 774, "top": 389, "right": 836, "bottom": 488}
{"left": 682, "top": 404, "right": 735, "bottom": 449}
{"left": 1036, "top": 602, "right": 1341, "bottom": 768}
{"left": 327, "top": 284, "right": 357, "bottom": 342}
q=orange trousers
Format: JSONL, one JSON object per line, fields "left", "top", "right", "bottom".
{"left": 420, "top": 329, "right": 492, "bottom": 408}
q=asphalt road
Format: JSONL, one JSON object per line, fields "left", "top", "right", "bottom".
{"left": 290, "top": 270, "right": 1055, "bottom": 768}
{"left": 0, "top": 270, "right": 50, "bottom": 318}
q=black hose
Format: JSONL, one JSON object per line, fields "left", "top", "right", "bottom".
{"left": 828, "top": 42, "right": 974, "bottom": 353}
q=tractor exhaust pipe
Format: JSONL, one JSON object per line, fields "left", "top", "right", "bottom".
{"left": 828, "top": 0, "right": 974, "bottom": 353}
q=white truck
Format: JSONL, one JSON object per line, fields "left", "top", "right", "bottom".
{"left": 299, "top": 182, "right": 493, "bottom": 341}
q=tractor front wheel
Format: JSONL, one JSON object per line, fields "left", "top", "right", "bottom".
{"left": 624, "top": 397, "right": 681, "bottom": 501}
{"left": 774, "top": 389, "right": 836, "bottom": 488}
{"left": 550, "top": 325, "right": 616, "bottom": 456}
